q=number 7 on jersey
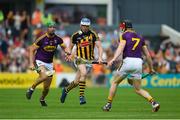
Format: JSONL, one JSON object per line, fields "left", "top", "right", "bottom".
{"left": 131, "top": 38, "right": 140, "bottom": 50}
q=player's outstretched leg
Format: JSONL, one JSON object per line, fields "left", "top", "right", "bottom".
{"left": 60, "top": 87, "right": 68, "bottom": 103}
{"left": 102, "top": 75, "right": 124, "bottom": 111}
{"left": 26, "top": 88, "right": 34, "bottom": 100}
{"left": 39, "top": 77, "right": 51, "bottom": 106}
{"left": 135, "top": 88, "right": 160, "bottom": 112}
{"left": 133, "top": 80, "right": 160, "bottom": 112}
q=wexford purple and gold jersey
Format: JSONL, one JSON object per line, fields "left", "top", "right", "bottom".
{"left": 33, "top": 33, "right": 65, "bottom": 63}
{"left": 120, "top": 30, "right": 146, "bottom": 59}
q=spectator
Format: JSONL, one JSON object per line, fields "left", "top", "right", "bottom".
{"left": 31, "top": 8, "right": 42, "bottom": 26}
{"left": 0, "top": 37, "right": 9, "bottom": 56}
{"left": 41, "top": 12, "right": 53, "bottom": 26}
{"left": 6, "top": 11, "right": 14, "bottom": 38}
{"left": 14, "top": 11, "right": 21, "bottom": 37}
{"left": 0, "top": 9, "right": 4, "bottom": 23}
{"left": 20, "top": 10, "right": 30, "bottom": 42}
{"left": 92, "top": 64, "right": 106, "bottom": 85}
{"left": 54, "top": 60, "right": 64, "bottom": 73}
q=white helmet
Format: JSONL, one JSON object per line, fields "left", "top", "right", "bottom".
{"left": 80, "top": 18, "right": 91, "bottom": 26}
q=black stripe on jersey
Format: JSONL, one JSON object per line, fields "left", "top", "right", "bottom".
{"left": 89, "top": 43, "right": 92, "bottom": 60}
{"left": 79, "top": 41, "right": 83, "bottom": 58}
{"left": 91, "top": 41, "right": 95, "bottom": 59}
{"left": 83, "top": 38, "right": 88, "bottom": 59}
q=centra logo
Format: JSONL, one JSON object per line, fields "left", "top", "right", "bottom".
{"left": 80, "top": 41, "right": 90, "bottom": 47}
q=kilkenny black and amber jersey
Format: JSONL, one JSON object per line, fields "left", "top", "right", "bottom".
{"left": 71, "top": 29, "right": 99, "bottom": 60}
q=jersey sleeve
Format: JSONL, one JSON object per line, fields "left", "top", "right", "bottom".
{"left": 141, "top": 36, "right": 146, "bottom": 47}
{"left": 119, "top": 33, "right": 126, "bottom": 43}
{"left": 33, "top": 34, "right": 45, "bottom": 47}
{"left": 71, "top": 33, "right": 77, "bottom": 44}
{"left": 57, "top": 36, "right": 66, "bottom": 48}
{"left": 92, "top": 30, "right": 99, "bottom": 42}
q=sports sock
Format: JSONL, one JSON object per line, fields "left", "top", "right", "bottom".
{"left": 65, "top": 81, "right": 78, "bottom": 93}
{"left": 107, "top": 96, "right": 113, "bottom": 103}
{"left": 148, "top": 97, "right": 154, "bottom": 103}
{"left": 136, "top": 89, "right": 154, "bottom": 104}
{"left": 79, "top": 81, "right": 86, "bottom": 96}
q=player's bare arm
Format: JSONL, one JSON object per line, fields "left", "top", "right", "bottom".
{"left": 142, "top": 45, "right": 155, "bottom": 73}
{"left": 70, "top": 44, "right": 77, "bottom": 59}
{"left": 59, "top": 43, "right": 71, "bottom": 61}
{"left": 95, "top": 40, "right": 103, "bottom": 63}
{"left": 29, "top": 44, "right": 39, "bottom": 69}
{"left": 65, "top": 43, "right": 75, "bottom": 61}
{"left": 108, "top": 40, "right": 126, "bottom": 66}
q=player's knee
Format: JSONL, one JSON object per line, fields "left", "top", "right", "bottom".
{"left": 134, "top": 88, "right": 141, "bottom": 94}
{"left": 113, "top": 79, "right": 121, "bottom": 84}
{"left": 39, "top": 68, "right": 54, "bottom": 78}
{"left": 45, "top": 70, "right": 55, "bottom": 77}
{"left": 112, "top": 80, "right": 120, "bottom": 85}
{"left": 113, "top": 75, "right": 124, "bottom": 84}
{"left": 113, "top": 80, "right": 119, "bottom": 84}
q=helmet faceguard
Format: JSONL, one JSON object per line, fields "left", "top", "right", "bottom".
{"left": 120, "top": 20, "right": 133, "bottom": 32}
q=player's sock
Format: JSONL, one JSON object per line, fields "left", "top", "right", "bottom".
{"left": 66, "top": 81, "right": 78, "bottom": 93}
{"left": 79, "top": 81, "right": 86, "bottom": 96}
{"left": 148, "top": 97, "right": 154, "bottom": 103}
{"left": 107, "top": 96, "right": 113, "bottom": 103}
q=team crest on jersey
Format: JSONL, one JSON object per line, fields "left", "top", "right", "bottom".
{"left": 80, "top": 41, "right": 90, "bottom": 47}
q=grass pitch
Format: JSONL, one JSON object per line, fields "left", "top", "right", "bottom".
{"left": 0, "top": 88, "right": 180, "bottom": 119}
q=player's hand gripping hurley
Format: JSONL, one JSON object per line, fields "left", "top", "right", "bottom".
{"left": 75, "top": 56, "right": 107, "bottom": 65}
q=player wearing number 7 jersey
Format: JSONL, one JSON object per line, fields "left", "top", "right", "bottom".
{"left": 102, "top": 20, "right": 160, "bottom": 112}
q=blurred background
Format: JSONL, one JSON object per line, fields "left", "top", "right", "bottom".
{"left": 0, "top": 0, "right": 180, "bottom": 88}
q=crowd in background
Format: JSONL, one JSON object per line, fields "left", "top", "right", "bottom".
{"left": 0, "top": 9, "right": 180, "bottom": 76}
{"left": 143, "top": 40, "right": 180, "bottom": 73}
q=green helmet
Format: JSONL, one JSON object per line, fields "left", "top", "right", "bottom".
{"left": 46, "top": 21, "right": 56, "bottom": 27}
